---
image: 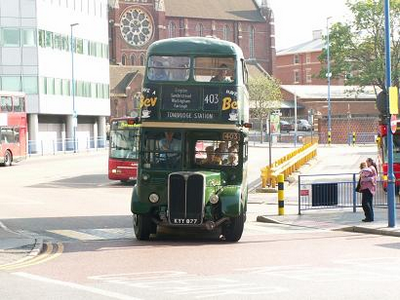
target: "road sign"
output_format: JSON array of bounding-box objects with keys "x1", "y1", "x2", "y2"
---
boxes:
[{"x1": 390, "y1": 114, "x2": 397, "y2": 134}]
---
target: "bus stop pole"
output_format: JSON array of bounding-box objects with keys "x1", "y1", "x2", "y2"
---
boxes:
[{"x1": 384, "y1": 0, "x2": 396, "y2": 227}]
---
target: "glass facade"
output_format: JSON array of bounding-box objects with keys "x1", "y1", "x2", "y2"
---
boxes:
[{"x1": 37, "y1": 28, "x2": 108, "y2": 59}]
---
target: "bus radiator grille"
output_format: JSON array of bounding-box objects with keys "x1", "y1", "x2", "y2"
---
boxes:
[{"x1": 168, "y1": 173, "x2": 204, "y2": 225}]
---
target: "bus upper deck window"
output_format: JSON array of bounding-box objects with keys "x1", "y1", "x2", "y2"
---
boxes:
[
  {"x1": 194, "y1": 57, "x2": 235, "y2": 83},
  {"x1": 147, "y1": 56, "x2": 190, "y2": 81}
]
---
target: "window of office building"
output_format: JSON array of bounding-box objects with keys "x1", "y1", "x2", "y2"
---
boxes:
[
  {"x1": 2, "y1": 28, "x2": 20, "y2": 47},
  {"x1": 22, "y1": 29, "x2": 36, "y2": 46},
  {"x1": 2, "y1": 76, "x2": 21, "y2": 91},
  {"x1": 294, "y1": 70, "x2": 300, "y2": 83},
  {"x1": 196, "y1": 23, "x2": 204, "y2": 37},
  {"x1": 294, "y1": 54, "x2": 300, "y2": 64},
  {"x1": 306, "y1": 69, "x2": 312, "y2": 83},
  {"x1": 55, "y1": 78, "x2": 62, "y2": 95},
  {"x1": 168, "y1": 21, "x2": 176, "y2": 38},
  {"x1": 47, "y1": 78, "x2": 55, "y2": 95},
  {"x1": 54, "y1": 33, "x2": 62, "y2": 50},
  {"x1": 62, "y1": 79, "x2": 70, "y2": 96},
  {"x1": 22, "y1": 76, "x2": 38, "y2": 94},
  {"x1": 249, "y1": 26, "x2": 255, "y2": 58},
  {"x1": 223, "y1": 25, "x2": 230, "y2": 41},
  {"x1": 306, "y1": 53, "x2": 311, "y2": 64},
  {"x1": 83, "y1": 39, "x2": 89, "y2": 55},
  {"x1": 38, "y1": 29, "x2": 45, "y2": 47},
  {"x1": 62, "y1": 35, "x2": 69, "y2": 51},
  {"x1": 45, "y1": 31, "x2": 53, "y2": 48},
  {"x1": 76, "y1": 38, "x2": 83, "y2": 54}
]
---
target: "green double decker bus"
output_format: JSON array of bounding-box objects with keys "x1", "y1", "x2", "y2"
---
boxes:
[{"x1": 131, "y1": 37, "x2": 250, "y2": 241}]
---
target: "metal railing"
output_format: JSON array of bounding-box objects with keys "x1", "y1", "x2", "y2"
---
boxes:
[
  {"x1": 298, "y1": 173, "x2": 400, "y2": 214},
  {"x1": 28, "y1": 137, "x2": 108, "y2": 156}
]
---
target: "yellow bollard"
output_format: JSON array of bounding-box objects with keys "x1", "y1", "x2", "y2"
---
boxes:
[
  {"x1": 327, "y1": 131, "x2": 331, "y2": 146},
  {"x1": 278, "y1": 174, "x2": 284, "y2": 215}
]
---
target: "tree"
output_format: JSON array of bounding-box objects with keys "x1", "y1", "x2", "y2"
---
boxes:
[
  {"x1": 319, "y1": 0, "x2": 400, "y2": 91},
  {"x1": 249, "y1": 75, "x2": 282, "y2": 119},
  {"x1": 248, "y1": 75, "x2": 282, "y2": 141}
]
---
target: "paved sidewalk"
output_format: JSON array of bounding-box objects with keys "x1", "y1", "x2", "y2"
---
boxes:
[
  {"x1": 251, "y1": 190, "x2": 400, "y2": 237},
  {"x1": 0, "y1": 221, "x2": 43, "y2": 267}
]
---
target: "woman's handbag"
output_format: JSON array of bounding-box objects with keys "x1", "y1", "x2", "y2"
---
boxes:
[{"x1": 355, "y1": 179, "x2": 361, "y2": 193}]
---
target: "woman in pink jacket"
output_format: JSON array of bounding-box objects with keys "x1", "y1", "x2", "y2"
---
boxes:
[{"x1": 359, "y1": 161, "x2": 376, "y2": 222}]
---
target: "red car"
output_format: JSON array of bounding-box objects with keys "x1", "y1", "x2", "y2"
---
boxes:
[{"x1": 280, "y1": 120, "x2": 293, "y2": 132}]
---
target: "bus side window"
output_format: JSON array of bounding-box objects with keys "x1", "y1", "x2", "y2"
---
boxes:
[{"x1": 242, "y1": 60, "x2": 249, "y2": 86}]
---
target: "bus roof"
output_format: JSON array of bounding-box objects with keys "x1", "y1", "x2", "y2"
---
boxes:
[{"x1": 147, "y1": 37, "x2": 244, "y2": 58}]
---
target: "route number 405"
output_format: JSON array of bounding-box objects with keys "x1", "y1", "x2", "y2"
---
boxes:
[{"x1": 204, "y1": 94, "x2": 219, "y2": 104}]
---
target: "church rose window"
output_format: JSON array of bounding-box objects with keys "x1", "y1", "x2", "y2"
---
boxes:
[{"x1": 120, "y1": 8, "x2": 153, "y2": 47}]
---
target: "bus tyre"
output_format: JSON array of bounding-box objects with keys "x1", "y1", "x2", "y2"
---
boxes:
[
  {"x1": 3, "y1": 150, "x2": 12, "y2": 167},
  {"x1": 222, "y1": 211, "x2": 245, "y2": 242},
  {"x1": 133, "y1": 214, "x2": 152, "y2": 240}
]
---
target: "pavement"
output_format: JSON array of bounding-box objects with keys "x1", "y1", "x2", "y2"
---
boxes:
[
  {"x1": 250, "y1": 183, "x2": 400, "y2": 237},
  {"x1": 0, "y1": 221, "x2": 42, "y2": 267}
]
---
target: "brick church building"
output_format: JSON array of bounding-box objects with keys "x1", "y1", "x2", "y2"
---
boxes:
[{"x1": 108, "y1": 0, "x2": 276, "y2": 118}]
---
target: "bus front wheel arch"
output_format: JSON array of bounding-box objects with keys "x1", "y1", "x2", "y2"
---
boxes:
[
  {"x1": 133, "y1": 214, "x2": 152, "y2": 240},
  {"x1": 3, "y1": 150, "x2": 12, "y2": 167}
]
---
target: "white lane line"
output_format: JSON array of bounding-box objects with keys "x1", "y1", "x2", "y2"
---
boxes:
[
  {"x1": 13, "y1": 272, "x2": 142, "y2": 300},
  {"x1": 47, "y1": 230, "x2": 105, "y2": 241}
]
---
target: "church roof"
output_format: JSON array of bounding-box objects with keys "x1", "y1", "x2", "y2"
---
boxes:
[
  {"x1": 110, "y1": 65, "x2": 145, "y2": 96},
  {"x1": 165, "y1": 0, "x2": 266, "y2": 22}
]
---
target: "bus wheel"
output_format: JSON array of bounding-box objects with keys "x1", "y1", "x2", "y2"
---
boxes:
[
  {"x1": 133, "y1": 214, "x2": 152, "y2": 240},
  {"x1": 222, "y1": 211, "x2": 245, "y2": 242},
  {"x1": 3, "y1": 150, "x2": 12, "y2": 167}
]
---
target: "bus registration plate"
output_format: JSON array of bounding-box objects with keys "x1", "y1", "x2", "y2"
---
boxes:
[{"x1": 172, "y1": 218, "x2": 199, "y2": 224}]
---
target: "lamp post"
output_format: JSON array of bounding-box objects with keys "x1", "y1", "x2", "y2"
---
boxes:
[
  {"x1": 70, "y1": 22, "x2": 79, "y2": 153},
  {"x1": 326, "y1": 16, "x2": 332, "y2": 146},
  {"x1": 383, "y1": 0, "x2": 396, "y2": 227}
]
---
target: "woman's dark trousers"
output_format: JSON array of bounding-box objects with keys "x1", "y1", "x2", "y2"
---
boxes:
[{"x1": 361, "y1": 189, "x2": 374, "y2": 221}]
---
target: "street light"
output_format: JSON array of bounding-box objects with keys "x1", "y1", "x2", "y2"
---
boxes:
[
  {"x1": 326, "y1": 16, "x2": 332, "y2": 145},
  {"x1": 70, "y1": 22, "x2": 79, "y2": 153}
]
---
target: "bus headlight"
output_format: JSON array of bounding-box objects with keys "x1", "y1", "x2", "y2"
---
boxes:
[
  {"x1": 149, "y1": 193, "x2": 159, "y2": 204},
  {"x1": 142, "y1": 173, "x2": 150, "y2": 181},
  {"x1": 209, "y1": 194, "x2": 219, "y2": 204}
]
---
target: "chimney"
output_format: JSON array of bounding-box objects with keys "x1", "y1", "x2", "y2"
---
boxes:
[{"x1": 312, "y1": 30, "x2": 322, "y2": 40}]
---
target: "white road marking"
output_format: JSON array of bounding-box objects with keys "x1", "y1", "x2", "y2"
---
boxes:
[
  {"x1": 48, "y1": 230, "x2": 104, "y2": 241},
  {"x1": 13, "y1": 272, "x2": 142, "y2": 300},
  {"x1": 89, "y1": 271, "x2": 287, "y2": 297}
]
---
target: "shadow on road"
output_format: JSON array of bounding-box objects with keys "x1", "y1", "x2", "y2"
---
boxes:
[{"x1": 28, "y1": 174, "x2": 136, "y2": 189}]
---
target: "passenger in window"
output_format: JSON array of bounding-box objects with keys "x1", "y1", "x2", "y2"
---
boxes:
[
  {"x1": 210, "y1": 64, "x2": 232, "y2": 82},
  {"x1": 226, "y1": 153, "x2": 238, "y2": 166},
  {"x1": 224, "y1": 144, "x2": 238, "y2": 165},
  {"x1": 216, "y1": 142, "x2": 228, "y2": 163},
  {"x1": 213, "y1": 148, "x2": 223, "y2": 165},
  {"x1": 172, "y1": 64, "x2": 188, "y2": 81},
  {"x1": 151, "y1": 61, "x2": 168, "y2": 81},
  {"x1": 201, "y1": 146, "x2": 216, "y2": 165},
  {"x1": 158, "y1": 132, "x2": 181, "y2": 163}
]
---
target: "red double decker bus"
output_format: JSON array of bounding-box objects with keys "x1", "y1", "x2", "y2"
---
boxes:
[
  {"x1": 0, "y1": 91, "x2": 27, "y2": 166},
  {"x1": 377, "y1": 121, "x2": 400, "y2": 192},
  {"x1": 108, "y1": 117, "x2": 140, "y2": 182}
]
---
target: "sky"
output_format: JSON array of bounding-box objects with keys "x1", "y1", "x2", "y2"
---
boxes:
[{"x1": 265, "y1": 0, "x2": 351, "y2": 50}]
